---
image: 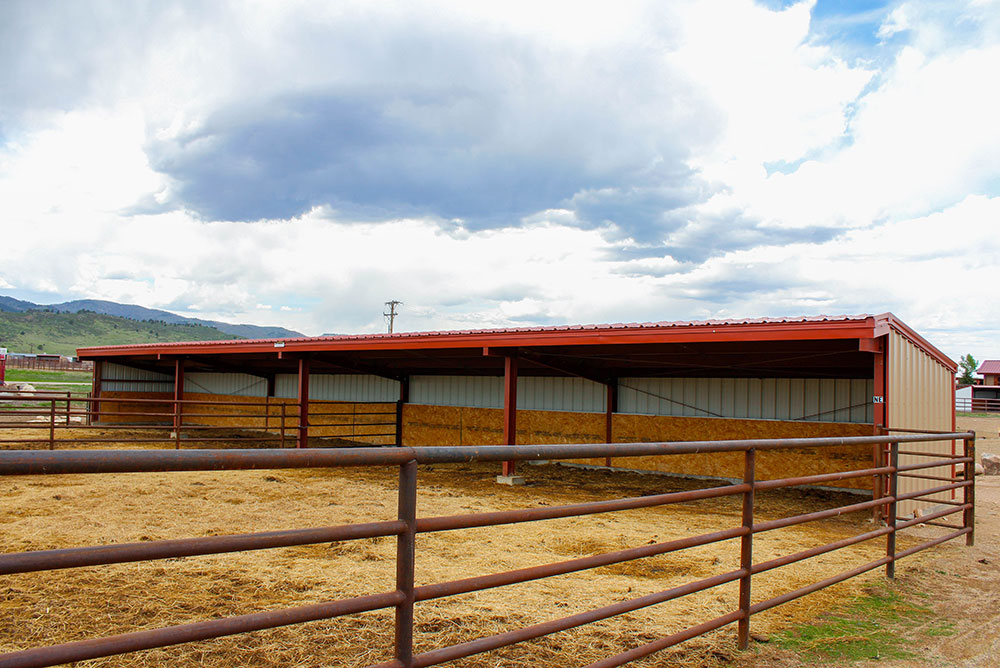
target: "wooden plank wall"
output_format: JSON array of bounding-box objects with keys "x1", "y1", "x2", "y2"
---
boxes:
[{"x1": 402, "y1": 404, "x2": 873, "y2": 490}]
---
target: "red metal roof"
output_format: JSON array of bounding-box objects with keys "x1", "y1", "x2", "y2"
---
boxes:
[
  {"x1": 75, "y1": 312, "x2": 955, "y2": 372},
  {"x1": 978, "y1": 360, "x2": 1000, "y2": 374},
  {"x1": 79, "y1": 314, "x2": 874, "y2": 354}
]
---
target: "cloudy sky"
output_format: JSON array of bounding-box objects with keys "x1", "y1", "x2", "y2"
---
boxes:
[{"x1": 1, "y1": 0, "x2": 998, "y2": 360}]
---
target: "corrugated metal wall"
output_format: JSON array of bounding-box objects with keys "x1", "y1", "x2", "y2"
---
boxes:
[
  {"x1": 410, "y1": 375, "x2": 503, "y2": 409},
  {"x1": 521, "y1": 376, "x2": 606, "y2": 412},
  {"x1": 101, "y1": 362, "x2": 173, "y2": 393},
  {"x1": 407, "y1": 375, "x2": 871, "y2": 422},
  {"x1": 409, "y1": 375, "x2": 606, "y2": 413},
  {"x1": 184, "y1": 373, "x2": 267, "y2": 397},
  {"x1": 274, "y1": 373, "x2": 399, "y2": 402},
  {"x1": 619, "y1": 377, "x2": 873, "y2": 424},
  {"x1": 887, "y1": 329, "x2": 956, "y2": 516}
]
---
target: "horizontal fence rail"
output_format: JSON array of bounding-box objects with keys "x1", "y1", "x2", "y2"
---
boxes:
[
  {"x1": 2, "y1": 357, "x2": 93, "y2": 372},
  {"x1": 0, "y1": 394, "x2": 397, "y2": 449},
  {"x1": 0, "y1": 432, "x2": 976, "y2": 668},
  {"x1": 955, "y1": 396, "x2": 1000, "y2": 413}
]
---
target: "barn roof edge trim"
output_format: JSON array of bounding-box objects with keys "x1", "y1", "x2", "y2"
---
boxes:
[{"x1": 75, "y1": 312, "x2": 956, "y2": 372}]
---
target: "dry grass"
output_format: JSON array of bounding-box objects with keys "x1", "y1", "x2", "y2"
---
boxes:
[{"x1": 0, "y1": 430, "x2": 922, "y2": 667}]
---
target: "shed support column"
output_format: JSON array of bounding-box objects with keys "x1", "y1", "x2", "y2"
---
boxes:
[
  {"x1": 173, "y1": 359, "x2": 185, "y2": 448},
  {"x1": 497, "y1": 355, "x2": 523, "y2": 484},
  {"x1": 90, "y1": 360, "x2": 103, "y2": 425},
  {"x1": 872, "y1": 337, "x2": 887, "y2": 521},
  {"x1": 297, "y1": 356, "x2": 310, "y2": 449},
  {"x1": 396, "y1": 377, "x2": 409, "y2": 447},
  {"x1": 604, "y1": 381, "x2": 617, "y2": 467}
]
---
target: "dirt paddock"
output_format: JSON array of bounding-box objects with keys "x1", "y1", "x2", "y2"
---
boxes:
[{"x1": 0, "y1": 429, "x2": 948, "y2": 668}]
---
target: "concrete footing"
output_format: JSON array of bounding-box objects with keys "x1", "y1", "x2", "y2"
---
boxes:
[{"x1": 496, "y1": 475, "x2": 526, "y2": 486}]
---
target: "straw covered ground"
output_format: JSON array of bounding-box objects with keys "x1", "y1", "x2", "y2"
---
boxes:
[{"x1": 0, "y1": 428, "x2": 924, "y2": 668}]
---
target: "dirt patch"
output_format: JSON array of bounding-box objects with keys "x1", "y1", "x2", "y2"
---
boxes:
[
  {"x1": 729, "y1": 415, "x2": 997, "y2": 668},
  {"x1": 957, "y1": 414, "x2": 1000, "y2": 458}
]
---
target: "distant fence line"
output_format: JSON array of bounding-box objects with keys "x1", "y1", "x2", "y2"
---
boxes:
[
  {"x1": 955, "y1": 397, "x2": 1000, "y2": 414},
  {"x1": 4, "y1": 357, "x2": 94, "y2": 372}
]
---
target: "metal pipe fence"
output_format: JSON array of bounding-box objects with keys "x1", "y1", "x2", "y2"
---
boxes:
[
  {"x1": 0, "y1": 394, "x2": 397, "y2": 449},
  {"x1": 956, "y1": 396, "x2": 1000, "y2": 413},
  {"x1": 3, "y1": 357, "x2": 93, "y2": 372},
  {"x1": 0, "y1": 431, "x2": 976, "y2": 668}
]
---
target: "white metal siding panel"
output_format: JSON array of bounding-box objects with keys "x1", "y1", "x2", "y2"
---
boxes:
[
  {"x1": 410, "y1": 375, "x2": 503, "y2": 408},
  {"x1": 184, "y1": 373, "x2": 267, "y2": 397},
  {"x1": 706, "y1": 378, "x2": 723, "y2": 417},
  {"x1": 102, "y1": 362, "x2": 172, "y2": 393},
  {"x1": 760, "y1": 379, "x2": 776, "y2": 420},
  {"x1": 275, "y1": 373, "x2": 400, "y2": 401},
  {"x1": 274, "y1": 374, "x2": 297, "y2": 399},
  {"x1": 309, "y1": 374, "x2": 399, "y2": 402},
  {"x1": 518, "y1": 377, "x2": 605, "y2": 413},
  {"x1": 618, "y1": 376, "x2": 872, "y2": 424},
  {"x1": 788, "y1": 379, "x2": 805, "y2": 421},
  {"x1": 774, "y1": 380, "x2": 790, "y2": 420}
]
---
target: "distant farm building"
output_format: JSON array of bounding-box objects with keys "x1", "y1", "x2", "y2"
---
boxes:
[
  {"x1": 78, "y1": 313, "x2": 957, "y2": 516},
  {"x1": 966, "y1": 360, "x2": 1000, "y2": 412}
]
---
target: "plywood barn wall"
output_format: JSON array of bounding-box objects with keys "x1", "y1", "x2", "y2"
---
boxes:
[{"x1": 98, "y1": 391, "x2": 873, "y2": 489}]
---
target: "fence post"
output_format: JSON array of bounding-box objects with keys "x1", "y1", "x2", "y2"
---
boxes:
[
  {"x1": 737, "y1": 447, "x2": 755, "y2": 650},
  {"x1": 395, "y1": 459, "x2": 418, "y2": 667},
  {"x1": 174, "y1": 399, "x2": 182, "y2": 450},
  {"x1": 49, "y1": 399, "x2": 56, "y2": 450},
  {"x1": 279, "y1": 403, "x2": 286, "y2": 449},
  {"x1": 65, "y1": 391, "x2": 71, "y2": 425},
  {"x1": 885, "y1": 441, "x2": 898, "y2": 579},
  {"x1": 965, "y1": 433, "x2": 976, "y2": 546}
]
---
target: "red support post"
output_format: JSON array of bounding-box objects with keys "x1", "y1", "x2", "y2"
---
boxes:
[
  {"x1": 265, "y1": 375, "x2": 276, "y2": 433},
  {"x1": 279, "y1": 403, "x2": 286, "y2": 449},
  {"x1": 872, "y1": 337, "x2": 886, "y2": 521},
  {"x1": 173, "y1": 359, "x2": 185, "y2": 450},
  {"x1": 885, "y1": 441, "x2": 898, "y2": 579},
  {"x1": 396, "y1": 377, "x2": 409, "y2": 447},
  {"x1": 90, "y1": 360, "x2": 102, "y2": 425},
  {"x1": 737, "y1": 448, "x2": 755, "y2": 650},
  {"x1": 49, "y1": 400, "x2": 56, "y2": 450},
  {"x1": 604, "y1": 382, "x2": 617, "y2": 467},
  {"x1": 502, "y1": 355, "x2": 518, "y2": 476},
  {"x1": 394, "y1": 459, "x2": 418, "y2": 666},
  {"x1": 965, "y1": 434, "x2": 976, "y2": 546},
  {"x1": 297, "y1": 356, "x2": 310, "y2": 448}
]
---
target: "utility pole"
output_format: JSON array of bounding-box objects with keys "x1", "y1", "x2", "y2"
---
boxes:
[{"x1": 384, "y1": 300, "x2": 402, "y2": 334}]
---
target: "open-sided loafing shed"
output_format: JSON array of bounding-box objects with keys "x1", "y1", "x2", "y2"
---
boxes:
[{"x1": 78, "y1": 312, "x2": 957, "y2": 516}]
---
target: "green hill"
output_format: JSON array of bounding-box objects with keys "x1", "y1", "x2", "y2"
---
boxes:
[{"x1": 0, "y1": 310, "x2": 243, "y2": 356}]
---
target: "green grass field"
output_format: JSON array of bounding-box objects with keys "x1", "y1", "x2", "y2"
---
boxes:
[
  {"x1": 4, "y1": 369, "x2": 93, "y2": 384},
  {"x1": 0, "y1": 310, "x2": 241, "y2": 357}
]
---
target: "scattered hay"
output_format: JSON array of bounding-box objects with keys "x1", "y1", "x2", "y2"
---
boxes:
[{"x1": 0, "y1": 432, "x2": 927, "y2": 667}]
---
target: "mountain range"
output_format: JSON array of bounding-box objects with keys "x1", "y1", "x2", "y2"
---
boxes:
[{"x1": 0, "y1": 296, "x2": 304, "y2": 339}]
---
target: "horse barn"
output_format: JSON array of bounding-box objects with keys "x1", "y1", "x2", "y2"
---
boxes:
[{"x1": 75, "y1": 312, "x2": 958, "y2": 516}]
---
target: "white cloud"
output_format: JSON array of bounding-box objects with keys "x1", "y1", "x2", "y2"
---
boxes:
[{"x1": 0, "y1": 0, "x2": 998, "y2": 361}]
